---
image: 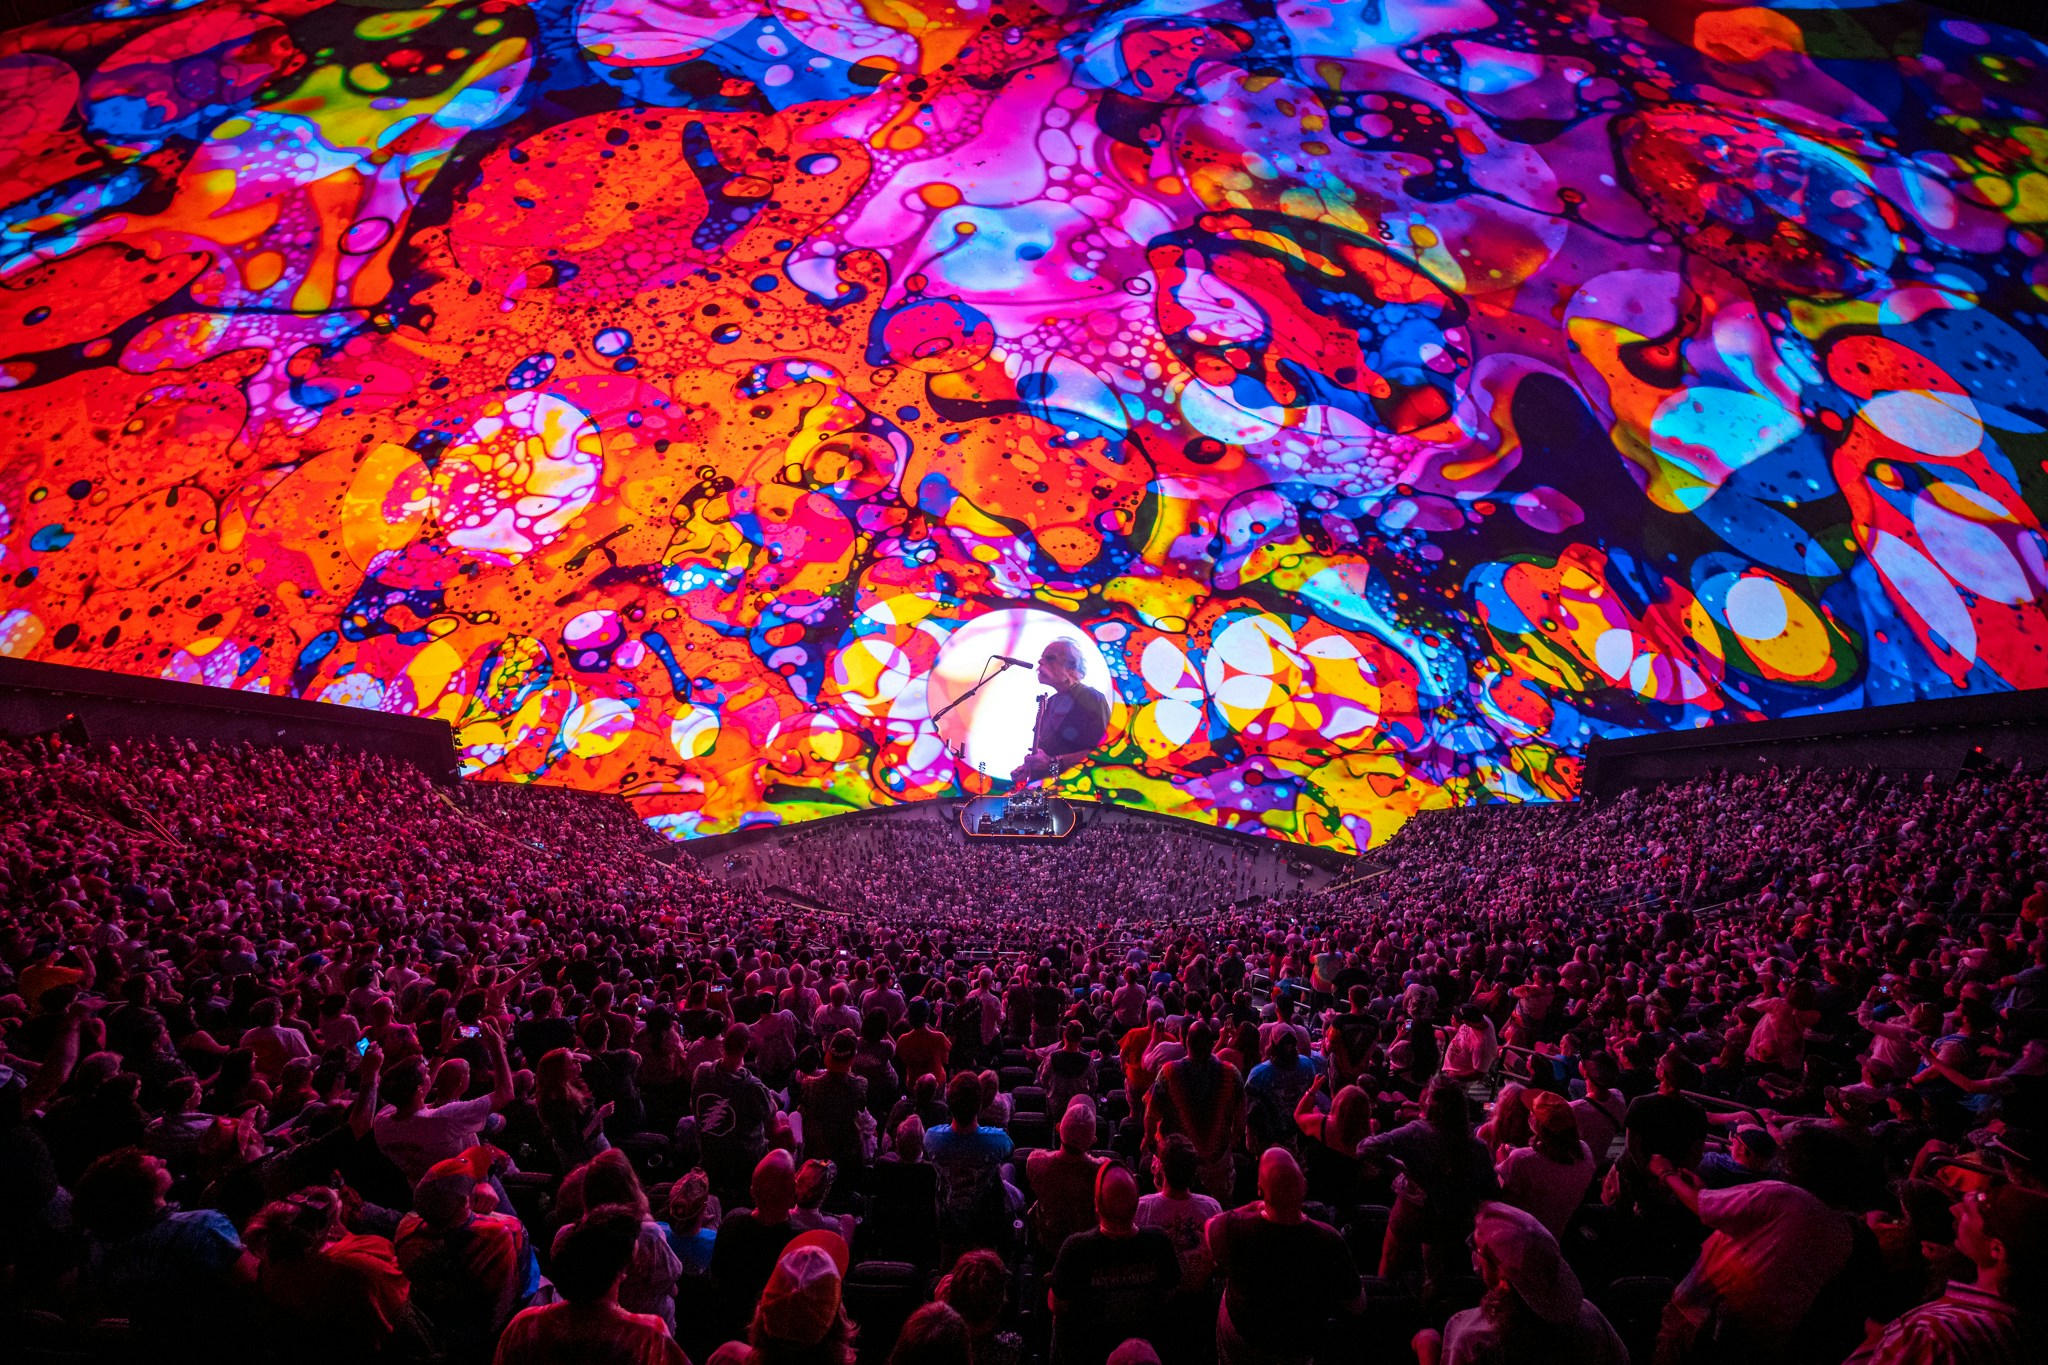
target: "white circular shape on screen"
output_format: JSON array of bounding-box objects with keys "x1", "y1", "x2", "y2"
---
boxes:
[
  {"x1": 1723, "y1": 575, "x2": 1789, "y2": 640},
  {"x1": 1860, "y1": 389, "x2": 1982, "y2": 457},
  {"x1": 926, "y1": 608, "x2": 1111, "y2": 778}
]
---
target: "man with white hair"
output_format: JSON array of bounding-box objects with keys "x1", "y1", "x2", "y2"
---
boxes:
[{"x1": 1012, "y1": 639, "x2": 1110, "y2": 784}]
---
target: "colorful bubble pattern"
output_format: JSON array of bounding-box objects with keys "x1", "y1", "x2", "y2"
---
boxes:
[{"x1": 2, "y1": 0, "x2": 2047, "y2": 850}]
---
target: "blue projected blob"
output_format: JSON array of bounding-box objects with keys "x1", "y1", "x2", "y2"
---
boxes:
[
  {"x1": 507, "y1": 352, "x2": 557, "y2": 390},
  {"x1": 577, "y1": 2, "x2": 904, "y2": 111}
]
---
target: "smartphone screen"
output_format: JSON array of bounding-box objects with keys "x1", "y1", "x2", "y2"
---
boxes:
[{"x1": 354, "y1": 1037, "x2": 371, "y2": 1057}]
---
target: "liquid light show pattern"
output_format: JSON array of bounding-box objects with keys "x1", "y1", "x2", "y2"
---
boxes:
[{"x1": 1, "y1": 0, "x2": 2046, "y2": 849}]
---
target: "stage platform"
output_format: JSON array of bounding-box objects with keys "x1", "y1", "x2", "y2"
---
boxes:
[{"x1": 958, "y1": 791, "x2": 1077, "y2": 840}]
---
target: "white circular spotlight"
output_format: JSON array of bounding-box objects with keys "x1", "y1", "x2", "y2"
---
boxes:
[{"x1": 926, "y1": 608, "x2": 1112, "y2": 779}]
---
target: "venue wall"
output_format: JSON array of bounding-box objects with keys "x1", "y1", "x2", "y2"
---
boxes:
[
  {"x1": 0, "y1": 654, "x2": 460, "y2": 778},
  {"x1": 1581, "y1": 685, "x2": 2048, "y2": 796}
]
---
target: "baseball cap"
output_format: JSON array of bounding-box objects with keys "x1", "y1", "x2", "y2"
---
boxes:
[
  {"x1": 758, "y1": 1239, "x2": 846, "y2": 1346},
  {"x1": 1528, "y1": 1090, "x2": 1578, "y2": 1138},
  {"x1": 1472, "y1": 1202, "x2": 1584, "y2": 1325},
  {"x1": 414, "y1": 1145, "x2": 501, "y2": 1225},
  {"x1": 1733, "y1": 1126, "x2": 1777, "y2": 1160}
]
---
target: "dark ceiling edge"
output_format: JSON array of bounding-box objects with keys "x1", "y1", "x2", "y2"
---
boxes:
[
  {"x1": 4, "y1": 0, "x2": 84, "y2": 32},
  {"x1": 2, "y1": 0, "x2": 2044, "y2": 41},
  {"x1": 1934, "y1": 0, "x2": 2047, "y2": 40}
]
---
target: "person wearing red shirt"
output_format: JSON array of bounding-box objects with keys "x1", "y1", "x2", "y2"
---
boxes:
[
  {"x1": 494, "y1": 1208, "x2": 688, "y2": 1365},
  {"x1": 396, "y1": 1148, "x2": 533, "y2": 1362},
  {"x1": 247, "y1": 1187, "x2": 430, "y2": 1362},
  {"x1": 896, "y1": 999, "x2": 952, "y2": 1088}
]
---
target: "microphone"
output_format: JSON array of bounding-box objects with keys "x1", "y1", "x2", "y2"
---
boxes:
[{"x1": 991, "y1": 655, "x2": 1035, "y2": 667}]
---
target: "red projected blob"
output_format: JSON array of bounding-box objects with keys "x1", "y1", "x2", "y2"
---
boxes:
[
  {"x1": 1615, "y1": 105, "x2": 1896, "y2": 298},
  {"x1": 878, "y1": 296, "x2": 996, "y2": 374}
]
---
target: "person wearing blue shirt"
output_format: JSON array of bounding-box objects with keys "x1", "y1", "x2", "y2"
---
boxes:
[
  {"x1": 1698, "y1": 1126, "x2": 1779, "y2": 1188},
  {"x1": 925, "y1": 1073, "x2": 1014, "y2": 1259},
  {"x1": 1245, "y1": 1030, "x2": 1320, "y2": 1154},
  {"x1": 660, "y1": 1169, "x2": 718, "y2": 1278},
  {"x1": 75, "y1": 1148, "x2": 253, "y2": 1348}
]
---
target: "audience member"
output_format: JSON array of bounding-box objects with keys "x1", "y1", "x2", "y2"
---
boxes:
[
  {"x1": 5, "y1": 734, "x2": 2047, "y2": 1365},
  {"x1": 1412, "y1": 1202, "x2": 1626, "y2": 1365},
  {"x1": 494, "y1": 1207, "x2": 688, "y2": 1365},
  {"x1": 1048, "y1": 1165, "x2": 1179, "y2": 1365}
]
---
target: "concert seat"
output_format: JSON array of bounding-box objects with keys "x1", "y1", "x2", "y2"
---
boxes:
[
  {"x1": 1600, "y1": 1275, "x2": 1676, "y2": 1365},
  {"x1": 617, "y1": 1131, "x2": 676, "y2": 1182},
  {"x1": 9, "y1": 1309, "x2": 91, "y2": 1365},
  {"x1": 1011, "y1": 1084, "x2": 1047, "y2": 1114},
  {"x1": 673, "y1": 1276, "x2": 725, "y2": 1364},
  {"x1": 1342, "y1": 1204, "x2": 1392, "y2": 1273},
  {"x1": 500, "y1": 1171, "x2": 557, "y2": 1231},
  {"x1": 1111, "y1": 1114, "x2": 1144, "y2": 1161},
  {"x1": 860, "y1": 1160, "x2": 939, "y2": 1269},
  {"x1": 1007, "y1": 1112, "x2": 1052, "y2": 1150},
  {"x1": 998, "y1": 1066, "x2": 1034, "y2": 1091},
  {"x1": 841, "y1": 1261, "x2": 927, "y2": 1364},
  {"x1": 1561, "y1": 1198, "x2": 1638, "y2": 1290},
  {"x1": 1351, "y1": 1279, "x2": 1422, "y2": 1365}
]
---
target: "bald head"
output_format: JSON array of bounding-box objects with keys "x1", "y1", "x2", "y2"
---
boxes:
[
  {"x1": 1258, "y1": 1148, "x2": 1305, "y2": 1223},
  {"x1": 752, "y1": 1148, "x2": 796, "y2": 1221}
]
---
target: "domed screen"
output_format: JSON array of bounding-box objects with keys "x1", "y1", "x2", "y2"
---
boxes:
[{"x1": 1, "y1": 0, "x2": 2045, "y2": 848}]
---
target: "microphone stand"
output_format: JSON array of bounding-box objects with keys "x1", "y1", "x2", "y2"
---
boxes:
[
  {"x1": 931, "y1": 659, "x2": 1018, "y2": 795},
  {"x1": 929, "y1": 658, "x2": 1016, "y2": 729}
]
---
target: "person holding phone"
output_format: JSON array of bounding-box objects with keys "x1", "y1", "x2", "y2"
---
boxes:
[{"x1": 371, "y1": 1017, "x2": 516, "y2": 1186}]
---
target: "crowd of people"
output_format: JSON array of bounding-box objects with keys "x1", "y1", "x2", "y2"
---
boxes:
[
  {"x1": 2, "y1": 729, "x2": 2045, "y2": 1365},
  {"x1": 715, "y1": 814, "x2": 1323, "y2": 927}
]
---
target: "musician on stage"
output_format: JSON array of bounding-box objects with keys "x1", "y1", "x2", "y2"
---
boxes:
[{"x1": 1011, "y1": 640, "x2": 1110, "y2": 785}]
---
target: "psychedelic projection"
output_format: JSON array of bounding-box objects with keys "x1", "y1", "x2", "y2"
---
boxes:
[{"x1": 2, "y1": 0, "x2": 2047, "y2": 850}]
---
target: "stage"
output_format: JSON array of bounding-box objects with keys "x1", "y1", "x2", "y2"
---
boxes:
[{"x1": 958, "y1": 791, "x2": 1078, "y2": 840}]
